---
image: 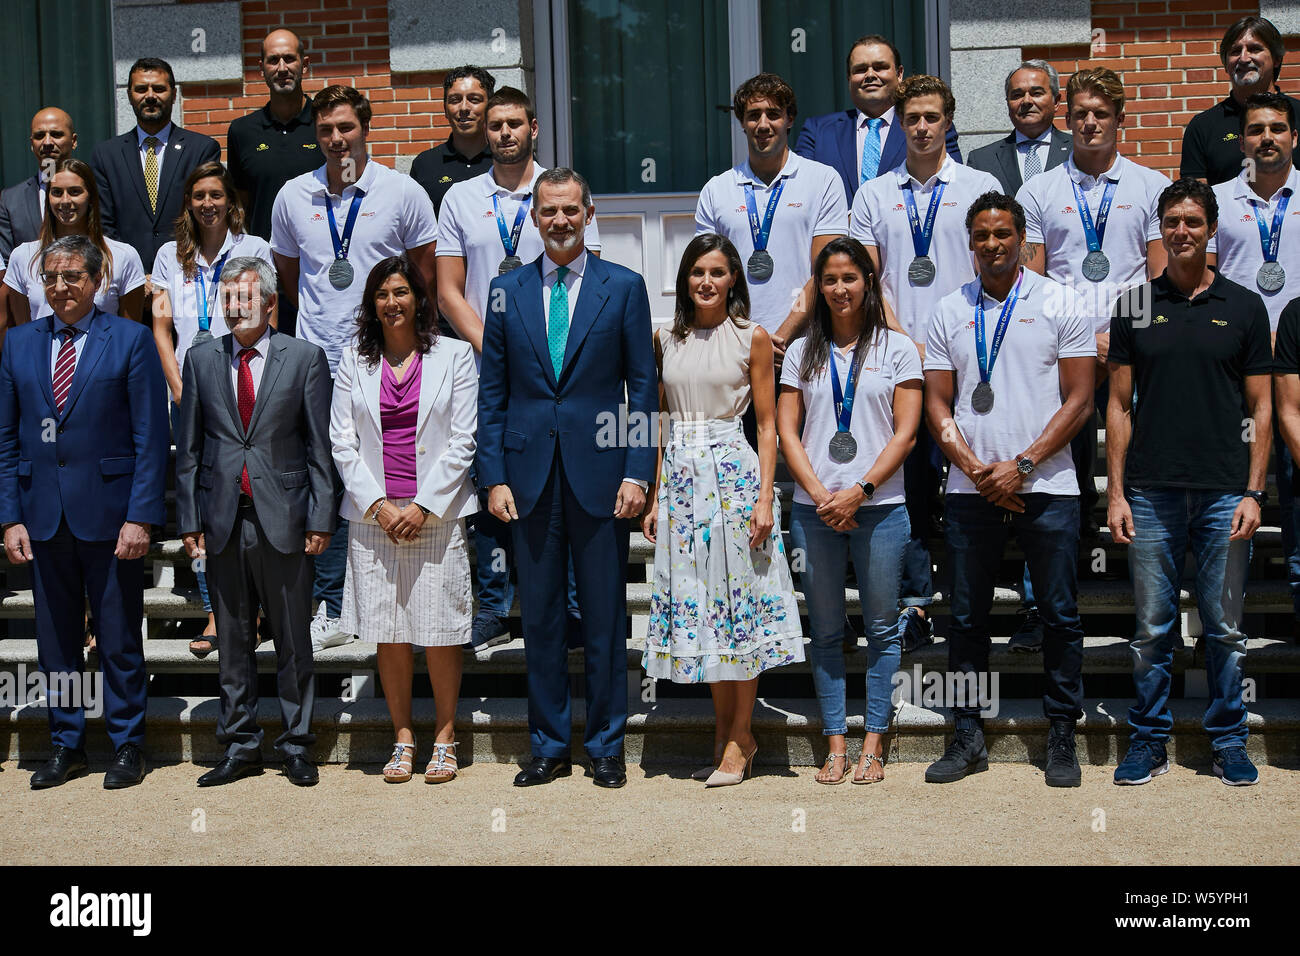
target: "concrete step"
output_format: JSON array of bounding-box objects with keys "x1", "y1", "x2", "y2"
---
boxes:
[
  {"x1": 3, "y1": 633, "x2": 1296, "y2": 677},
  {"x1": 0, "y1": 578, "x2": 1295, "y2": 621},
  {"x1": 3, "y1": 695, "x2": 1296, "y2": 767}
]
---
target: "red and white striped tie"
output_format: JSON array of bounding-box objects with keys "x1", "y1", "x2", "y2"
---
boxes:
[{"x1": 52, "y1": 328, "x2": 77, "y2": 414}]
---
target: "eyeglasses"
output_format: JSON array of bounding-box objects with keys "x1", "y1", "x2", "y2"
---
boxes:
[{"x1": 39, "y1": 270, "x2": 90, "y2": 286}]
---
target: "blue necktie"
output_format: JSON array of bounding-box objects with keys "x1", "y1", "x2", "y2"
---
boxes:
[
  {"x1": 548, "y1": 265, "x2": 569, "y2": 379},
  {"x1": 861, "y1": 117, "x2": 883, "y2": 183}
]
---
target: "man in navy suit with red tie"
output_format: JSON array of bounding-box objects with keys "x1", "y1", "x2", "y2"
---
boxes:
[
  {"x1": 0, "y1": 236, "x2": 169, "y2": 790},
  {"x1": 795, "y1": 35, "x2": 962, "y2": 206}
]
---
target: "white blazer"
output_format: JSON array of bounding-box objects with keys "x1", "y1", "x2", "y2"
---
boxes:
[{"x1": 330, "y1": 337, "x2": 479, "y2": 523}]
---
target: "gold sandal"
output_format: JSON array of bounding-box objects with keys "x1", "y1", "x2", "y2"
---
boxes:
[
  {"x1": 815, "y1": 752, "x2": 850, "y2": 785},
  {"x1": 383, "y1": 742, "x2": 416, "y2": 783},
  {"x1": 424, "y1": 742, "x2": 459, "y2": 784},
  {"x1": 853, "y1": 752, "x2": 885, "y2": 785}
]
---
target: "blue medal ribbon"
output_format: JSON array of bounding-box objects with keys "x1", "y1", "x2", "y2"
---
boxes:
[
  {"x1": 901, "y1": 179, "x2": 947, "y2": 258},
  {"x1": 1069, "y1": 172, "x2": 1117, "y2": 253},
  {"x1": 743, "y1": 178, "x2": 785, "y2": 252},
  {"x1": 326, "y1": 190, "x2": 365, "y2": 261},
  {"x1": 1254, "y1": 188, "x2": 1292, "y2": 264},
  {"x1": 493, "y1": 192, "x2": 531, "y2": 257},
  {"x1": 829, "y1": 346, "x2": 859, "y2": 433},
  {"x1": 194, "y1": 250, "x2": 231, "y2": 333},
  {"x1": 975, "y1": 270, "x2": 1025, "y2": 386}
]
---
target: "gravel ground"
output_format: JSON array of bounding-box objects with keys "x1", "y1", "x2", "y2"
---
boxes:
[{"x1": 2, "y1": 759, "x2": 1296, "y2": 865}]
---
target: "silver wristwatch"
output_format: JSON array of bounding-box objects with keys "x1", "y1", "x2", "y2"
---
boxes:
[{"x1": 1016, "y1": 456, "x2": 1035, "y2": 477}]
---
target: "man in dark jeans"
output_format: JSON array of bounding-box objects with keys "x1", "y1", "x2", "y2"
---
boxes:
[{"x1": 922, "y1": 192, "x2": 1097, "y2": 787}]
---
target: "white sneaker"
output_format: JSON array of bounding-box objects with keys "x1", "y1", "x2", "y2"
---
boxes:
[{"x1": 310, "y1": 613, "x2": 351, "y2": 652}]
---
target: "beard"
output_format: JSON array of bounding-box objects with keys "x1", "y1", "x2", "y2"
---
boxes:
[
  {"x1": 543, "y1": 229, "x2": 582, "y2": 257},
  {"x1": 491, "y1": 131, "x2": 533, "y2": 165}
]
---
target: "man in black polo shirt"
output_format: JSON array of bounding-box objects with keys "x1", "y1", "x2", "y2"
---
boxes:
[
  {"x1": 1107, "y1": 178, "x2": 1270, "y2": 788},
  {"x1": 227, "y1": 29, "x2": 321, "y2": 336},
  {"x1": 1180, "y1": 16, "x2": 1300, "y2": 185},
  {"x1": 410, "y1": 66, "x2": 496, "y2": 216}
]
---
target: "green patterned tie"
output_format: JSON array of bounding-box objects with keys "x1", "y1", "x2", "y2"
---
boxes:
[{"x1": 547, "y1": 265, "x2": 569, "y2": 379}]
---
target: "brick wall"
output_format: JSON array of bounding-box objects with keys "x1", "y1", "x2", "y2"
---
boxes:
[
  {"x1": 1025, "y1": 0, "x2": 1300, "y2": 178},
  {"x1": 176, "y1": 0, "x2": 450, "y2": 163}
]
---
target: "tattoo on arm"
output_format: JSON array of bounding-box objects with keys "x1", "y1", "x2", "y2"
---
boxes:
[{"x1": 1021, "y1": 243, "x2": 1043, "y2": 267}]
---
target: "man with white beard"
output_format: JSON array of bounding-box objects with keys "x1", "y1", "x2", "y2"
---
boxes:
[{"x1": 175, "y1": 256, "x2": 336, "y2": 787}]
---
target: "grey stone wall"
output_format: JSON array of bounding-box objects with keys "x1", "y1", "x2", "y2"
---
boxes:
[{"x1": 388, "y1": 0, "x2": 534, "y2": 98}]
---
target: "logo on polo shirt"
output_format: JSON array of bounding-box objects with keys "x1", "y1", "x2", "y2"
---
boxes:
[
  {"x1": 786, "y1": 201, "x2": 803, "y2": 208},
  {"x1": 894, "y1": 203, "x2": 905, "y2": 211},
  {"x1": 942, "y1": 201, "x2": 958, "y2": 207},
  {"x1": 361, "y1": 211, "x2": 376, "y2": 217},
  {"x1": 440, "y1": 176, "x2": 452, "y2": 184},
  {"x1": 1212, "y1": 319, "x2": 1227, "y2": 326},
  {"x1": 310, "y1": 212, "x2": 324, "y2": 221},
  {"x1": 1242, "y1": 214, "x2": 1255, "y2": 222},
  {"x1": 965, "y1": 320, "x2": 976, "y2": 329},
  {"x1": 1018, "y1": 316, "x2": 1035, "y2": 324},
  {"x1": 1154, "y1": 315, "x2": 1168, "y2": 324},
  {"x1": 1116, "y1": 203, "x2": 1132, "y2": 210},
  {"x1": 1061, "y1": 205, "x2": 1076, "y2": 214},
  {"x1": 483, "y1": 211, "x2": 496, "y2": 218},
  {"x1": 304, "y1": 143, "x2": 318, "y2": 149},
  {"x1": 863, "y1": 366, "x2": 881, "y2": 373},
  {"x1": 257, "y1": 143, "x2": 269, "y2": 151},
  {"x1": 735, "y1": 204, "x2": 747, "y2": 212},
  {"x1": 1224, "y1": 132, "x2": 1239, "y2": 142}
]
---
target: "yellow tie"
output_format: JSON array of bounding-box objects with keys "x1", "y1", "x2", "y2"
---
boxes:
[{"x1": 144, "y1": 136, "x2": 160, "y2": 214}]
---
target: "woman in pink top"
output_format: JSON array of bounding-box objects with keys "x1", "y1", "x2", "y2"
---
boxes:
[{"x1": 331, "y1": 255, "x2": 479, "y2": 784}]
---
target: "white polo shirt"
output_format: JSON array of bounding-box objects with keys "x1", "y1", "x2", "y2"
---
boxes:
[
  {"x1": 695, "y1": 150, "x2": 847, "y2": 334},
  {"x1": 4, "y1": 237, "x2": 145, "y2": 322},
  {"x1": 152, "y1": 230, "x2": 274, "y2": 376},
  {"x1": 1209, "y1": 166, "x2": 1300, "y2": 332},
  {"x1": 1016, "y1": 153, "x2": 1169, "y2": 330},
  {"x1": 923, "y1": 268, "x2": 1095, "y2": 496},
  {"x1": 435, "y1": 162, "x2": 601, "y2": 326},
  {"x1": 781, "y1": 328, "x2": 922, "y2": 506},
  {"x1": 850, "y1": 155, "x2": 1001, "y2": 343},
  {"x1": 270, "y1": 158, "x2": 439, "y2": 374}
]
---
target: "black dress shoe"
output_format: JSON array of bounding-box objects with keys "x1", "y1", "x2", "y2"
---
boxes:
[
  {"x1": 590, "y1": 756, "x2": 627, "y2": 789},
  {"x1": 513, "y1": 756, "x2": 572, "y2": 787},
  {"x1": 282, "y1": 754, "x2": 319, "y2": 786},
  {"x1": 197, "y1": 755, "x2": 264, "y2": 787},
  {"x1": 103, "y1": 743, "x2": 146, "y2": 790},
  {"x1": 30, "y1": 745, "x2": 89, "y2": 790}
]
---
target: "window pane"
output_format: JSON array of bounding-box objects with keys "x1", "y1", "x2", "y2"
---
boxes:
[
  {"x1": 760, "y1": 0, "x2": 928, "y2": 146},
  {"x1": 568, "y1": 0, "x2": 731, "y2": 193}
]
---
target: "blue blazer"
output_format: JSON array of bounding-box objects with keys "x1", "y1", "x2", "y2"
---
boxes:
[
  {"x1": 795, "y1": 109, "x2": 963, "y2": 206},
  {"x1": 477, "y1": 252, "x2": 658, "y2": 519},
  {"x1": 0, "y1": 310, "x2": 169, "y2": 541}
]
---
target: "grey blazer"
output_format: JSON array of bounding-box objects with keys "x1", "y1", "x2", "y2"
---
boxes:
[
  {"x1": 966, "y1": 127, "x2": 1072, "y2": 195},
  {"x1": 175, "y1": 328, "x2": 336, "y2": 554},
  {"x1": 0, "y1": 176, "x2": 42, "y2": 260}
]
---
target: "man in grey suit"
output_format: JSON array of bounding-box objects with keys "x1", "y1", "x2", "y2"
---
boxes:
[
  {"x1": 0, "y1": 108, "x2": 77, "y2": 260},
  {"x1": 966, "y1": 60, "x2": 1072, "y2": 195},
  {"x1": 175, "y1": 257, "x2": 335, "y2": 787}
]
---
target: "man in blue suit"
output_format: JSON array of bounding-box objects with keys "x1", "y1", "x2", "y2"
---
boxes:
[
  {"x1": 795, "y1": 35, "x2": 962, "y2": 206},
  {"x1": 478, "y1": 167, "x2": 657, "y2": 789},
  {"x1": 0, "y1": 236, "x2": 169, "y2": 790}
]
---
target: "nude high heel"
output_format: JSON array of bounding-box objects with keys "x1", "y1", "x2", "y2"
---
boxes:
[{"x1": 704, "y1": 743, "x2": 757, "y2": 788}]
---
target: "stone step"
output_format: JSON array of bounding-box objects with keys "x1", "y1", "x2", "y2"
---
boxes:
[
  {"x1": 3, "y1": 633, "x2": 1296, "y2": 676},
  {"x1": 3, "y1": 695, "x2": 1296, "y2": 767}
]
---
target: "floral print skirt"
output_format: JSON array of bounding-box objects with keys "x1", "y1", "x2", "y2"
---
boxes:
[{"x1": 642, "y1": 417, "x2": 805, "y2": 683}]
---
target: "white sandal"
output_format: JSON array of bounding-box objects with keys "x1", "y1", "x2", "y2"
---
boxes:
[
  {"x1": 383, "y1": 742, "x2": 416, "y2": 783},
  {"x1": 425, "y1": 742, "x2": 459, "y2": 784}
]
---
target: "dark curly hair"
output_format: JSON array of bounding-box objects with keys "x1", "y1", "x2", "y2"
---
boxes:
[{"x1": 354, "y1": 255, "x2": 437, "y2": 368}]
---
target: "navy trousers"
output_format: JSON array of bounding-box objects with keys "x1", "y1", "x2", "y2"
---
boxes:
[
  {"x1": 513, "y1": 457, "x2": 629, "y2": 758},
  {"x1": 31, "y1": 520, "x2": 147, "y2": 750}
]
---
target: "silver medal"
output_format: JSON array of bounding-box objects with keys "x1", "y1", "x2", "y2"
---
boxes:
[
  {"x1": 1082, "y1": 250, "x2": 1110, "y2": 282},
  {"x1": 191, "y1": 328, "x2": 214, "y2": 347},
  {"x1": 828, "y1": 431, "x2": 858, "y2": 463},
  {"x1": 747, "y1": 249, "x2": 774, "y2": 281},
  {"x1": 499, "y1": 255, "x2": 523, "y2": 275},
  {"x1": 908, "y1": 255, "x2": 936, "y2": 286},
  {"x1": 971, "y1": 381, "x2": 994, "y2": 414},
  {"x1": 1257, "y1": 260, "x2": 1286, "y2": 292},
  {"x1": 328, "y1": 258, "x2": 354, "y2": 290}
]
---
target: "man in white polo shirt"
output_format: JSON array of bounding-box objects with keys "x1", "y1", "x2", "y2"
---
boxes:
[
  {"x1": 1213, "y1": 91, "x2": 1300, "y2": 633},
  {"x1": 271, "y1": 84, "x2": 440, "y2": 649},
  {"x1": 851, "y1": 74, "x2": 1000, "y2": 650},
  {"x1": 1014, "y1": 66, "x2": 1168, "y2": 645},
  {"x1": 435, "y1": 86, "x2": 600, "y2": 651},
  {"x1": 923, "y1": 191, "x2": 1096, "y2": 788}
]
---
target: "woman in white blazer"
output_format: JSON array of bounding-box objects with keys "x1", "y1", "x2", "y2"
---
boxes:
[{"x1": 331, "y1": 255, "x2": 478, "y2": 784}]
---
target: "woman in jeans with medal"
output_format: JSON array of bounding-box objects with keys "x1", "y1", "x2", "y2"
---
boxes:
[
  {"x1": 642, "y1": 233, "x2": 804, "y2": 788},
  {"x1": 152, "y1": 161, "x2": 272, "y2": 656},
  {"x1": 778, "y1": 237, "x2": 922, "y2": 785}
]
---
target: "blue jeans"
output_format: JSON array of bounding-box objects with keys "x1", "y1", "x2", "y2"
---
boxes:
[
  {"x1": 1126, "y1": 488, "x2": 1249, "y2": 748},
  {"x1": 790, "y1": 502, "x2": 908, "y2": 734},
  {"x1": 946, "y1": 493, "x2": 1084, "y2": 721},
  {"x1": 1272, "y1": 421, "x2": 1300, "y2": 617},
  {"x1": 900, "y1": 430, "x2": 940, "y2": 607}
]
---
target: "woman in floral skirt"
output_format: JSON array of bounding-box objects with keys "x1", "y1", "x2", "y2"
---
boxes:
[{"x1": 642, "y1": 233, "x2": 804, "y2": 788}]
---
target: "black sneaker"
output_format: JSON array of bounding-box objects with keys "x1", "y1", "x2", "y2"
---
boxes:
[
  {"x1": 924, "y1": 720, "x2": 988, "y2": 783},
  {"x1": 469, "y1": 612, "x2": 510, "y2": 651},
  {"x1": 1044, "y1": 720, "x2": 1081, "y2": 787},
  {"x1": 899, "y1": 608, "x2": 934, "y2": 654},
  {"x1": 1008, "y1": 606, "x2": 1043, "y2": 653}
]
